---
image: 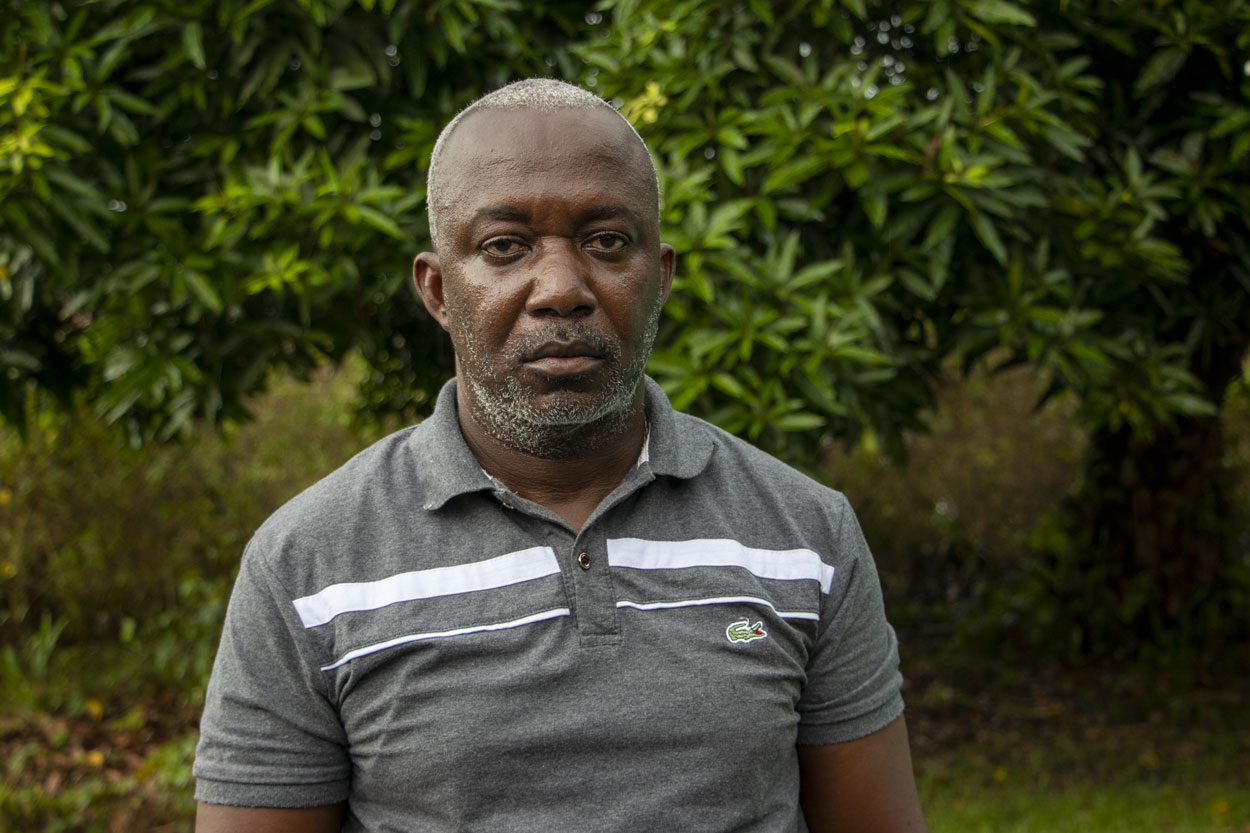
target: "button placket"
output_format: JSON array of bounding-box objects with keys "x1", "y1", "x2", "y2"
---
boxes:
[{"x1": 568, "y1": 530, "x2": 619, "y2": 642}]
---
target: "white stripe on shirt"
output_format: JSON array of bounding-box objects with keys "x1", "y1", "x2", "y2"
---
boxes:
[
  {"x1": 616, "y1": 595, "x2": 820, "y2": 620},
  {"x1": 292, "y1": 546, "x2": 560, "y2": 628},
  {"x1": 319, "y1": 607, "x2": 571, "y2": 670},
  {"x1": 606, "y1": 538, "x2": 834, "y2": 594}
]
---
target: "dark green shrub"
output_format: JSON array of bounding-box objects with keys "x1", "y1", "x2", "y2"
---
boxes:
[
  {"x1": 0, "y1": 363, "x2": 385, "y2": 701},
  {"x1": 833, "y1": 360, "x2": 1250, "y2": 666}
]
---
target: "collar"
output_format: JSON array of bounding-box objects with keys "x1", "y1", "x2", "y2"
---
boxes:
[
  {"x1": 410, "y1": 376, "x2": 716, "y2": 511},
  {"x1": 639, "y1": 376, "x2": 716, "y2": 479}
]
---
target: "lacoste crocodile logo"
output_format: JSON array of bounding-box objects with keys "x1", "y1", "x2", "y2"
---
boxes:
[{"x1": 726, "y1": 618, "x2": 767, "y2": 644}]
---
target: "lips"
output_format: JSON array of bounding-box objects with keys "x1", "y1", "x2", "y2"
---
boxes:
[
  {"x1": 525, "y1": 340, "x2": 603, "y2": 361},
  {"x1": 521, "y1": 339, "x2": 606, "y2": 377}
]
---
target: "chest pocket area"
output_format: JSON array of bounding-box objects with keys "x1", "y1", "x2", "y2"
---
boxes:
[
  {"x1": 294, "y1": 546, "x2": 571, "y2": 677},
  {"x1": 605, "y1": 536, "x2": 830, "y2": 682},
  {"x1": 606, "y1": 537, "x2": 830, "y2": 623}
]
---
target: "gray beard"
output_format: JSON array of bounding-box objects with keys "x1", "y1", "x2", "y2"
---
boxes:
[{"x1": 460, "y1": 304, "x2": 660, "y2": 459}]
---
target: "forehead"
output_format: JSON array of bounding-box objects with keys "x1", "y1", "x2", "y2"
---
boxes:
[{"x1": 436, "y1": 107, "x2": 656, "y2": 235}]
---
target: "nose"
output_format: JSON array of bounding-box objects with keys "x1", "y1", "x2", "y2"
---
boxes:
[{"x1": 524, "y1": 239, "x2": 596, "y2": 318}]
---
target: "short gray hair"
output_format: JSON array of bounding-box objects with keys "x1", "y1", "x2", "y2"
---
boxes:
[{"x1": 425, "y1": 78, "x2": 659, "y2": 249}]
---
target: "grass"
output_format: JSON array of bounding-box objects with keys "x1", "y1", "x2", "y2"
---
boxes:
[
  {"x1": 924, "y1": 783, "x2": 1247, "y2": 833},
  {"x1": 907, "y1": 649, "x2": 1250, "y2": 833}
]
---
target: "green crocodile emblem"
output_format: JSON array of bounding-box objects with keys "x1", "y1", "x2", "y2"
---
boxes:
[{"x1": 726, "y1": 618, "x2": 767, "y2": 644}]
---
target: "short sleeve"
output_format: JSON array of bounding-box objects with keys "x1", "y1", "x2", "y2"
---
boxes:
[
  {"x1": 795, "y1": 495, "x2": 904, "y2": 745},
  {"x1": 193, "y1": 539, "x2": 351, "y2": 807}
]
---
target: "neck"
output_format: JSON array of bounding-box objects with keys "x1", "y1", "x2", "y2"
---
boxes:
[{"x1": 456, "y1": 389, "x2": 648, "y2": 531}]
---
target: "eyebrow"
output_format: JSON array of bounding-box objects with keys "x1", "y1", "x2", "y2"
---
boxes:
[
  {"x1": 473, "y1": 205, "x2": 530, "y2": 223},
  {"x1": 470, "y1": 204, "x2": 638, "y2": 225},
  {"x1": 578, "y1": 204, "x2": 636, "y2": 223}
]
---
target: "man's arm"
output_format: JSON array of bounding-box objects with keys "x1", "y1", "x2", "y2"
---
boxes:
[
  {"x1": 798, "y1": 715, "x2": 928, "y2": 833},
  {"x1": 195, "y1": 802, "x2": 344, "y2": 833},
  {"x1": 193, "y1": 541, "x2": 352, "y2": 813}
]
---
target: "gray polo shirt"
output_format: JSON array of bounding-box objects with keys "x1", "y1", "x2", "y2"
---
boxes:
[{"x1": 193, "y1": 377, "x2": 904, "y2": 832}]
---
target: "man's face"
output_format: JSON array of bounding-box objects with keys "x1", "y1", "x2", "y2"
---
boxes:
[{"x1": 415, "y1": 107, "x2": 674, "y2": 453}]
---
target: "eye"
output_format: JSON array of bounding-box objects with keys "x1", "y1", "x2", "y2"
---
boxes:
[
  {"x1": 585, "y1": 233, "x2": 629, "y2": 253},
  {"x1": 481, "y1": 237, "x2": 527, "y2": 258}
]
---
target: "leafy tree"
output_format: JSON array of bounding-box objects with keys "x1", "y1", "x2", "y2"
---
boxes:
[
  {"x1": 4, "y1": 0, "x2": 1248, "y2": 655},
  {"x1": 0, "y1": 0, "x2": 586, "y2": 440},
  {"x1": 579, "y1": 0, "x2": 1250, "y2": 655}
]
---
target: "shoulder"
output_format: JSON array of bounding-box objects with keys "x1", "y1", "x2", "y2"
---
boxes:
[
  {"x1": 243, "y1": 424, "x2": 429, "y2": 593},
  {"x1": 675, "y1": 409, "x2": 853, "y2": 513},
  {"x1": 646, "y1": 377, "x2": 852, "y2": 519},
  {"x1": 652, "y1": 409, "x2": 865, "y2": 570},
  {"x1": 257, "y1": 426, "x2": 422, "y2": 540}
]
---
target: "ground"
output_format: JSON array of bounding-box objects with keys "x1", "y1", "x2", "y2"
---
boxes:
[{"x1": 906, "y1": 648, "x2": 1250, "y2": 833}]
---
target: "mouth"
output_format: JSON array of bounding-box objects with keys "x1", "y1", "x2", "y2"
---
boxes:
[{"x1": 522, "y1": 340, "x2": 605, "y2": 376}]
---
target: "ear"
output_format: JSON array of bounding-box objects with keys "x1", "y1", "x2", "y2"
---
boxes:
[
  {"x1": 413, "y1": 251, "x2": 450, "y2": 331},
  {"x1": 657, "y1": 243, "x2": 676, "y2": 305}
]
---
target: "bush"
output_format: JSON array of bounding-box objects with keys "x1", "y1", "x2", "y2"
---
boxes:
[
  {"x1": 0, "y1": 361, "x2": 387, "y2": 703},
  {"x1": 826, "y1": 360, "x2": 1085, "y2": 638},
  {"x1": 832, "y1": 358, "x2": 1250, "y2": 666}
]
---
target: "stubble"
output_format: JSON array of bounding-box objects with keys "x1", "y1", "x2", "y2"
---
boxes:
[{"x1": 454, "y1": 300, "x2": 661, "y2": 459}]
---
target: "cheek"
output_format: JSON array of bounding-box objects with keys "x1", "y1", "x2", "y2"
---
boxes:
[
  {"x1": 609, "y1": 277, "x2": 662, "y2": 328},
  {"x1": 443, "y1": 280, "x2": 518, "y2": 356},
  {"x1": 443, "y1": 276, "x2": 490, "y2": 326}
]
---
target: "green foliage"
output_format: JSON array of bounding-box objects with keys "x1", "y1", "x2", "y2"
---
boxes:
[
  {"x1": 0, "y1": 364, "x2": 386, "y2": 682},
  {"x1": 0, "y1": 368, "x2": 375, "y2": 833},
  {"x1": 910, "y1": 655, "x2": 1250, "y2": 833},
  {"x1": 574, "y1": 0, "x2": 1250, "y2": 655},
  {"x1": 826, "y1": 360, "x2": 1085, "y2": 639},
  {"x1": 833, "y1": 358, "x2": 1250, "y2": 664},
  {"x1": 5, "y1": 0, "x2": 1247, "y2": 457},
  {"x1": 581, "y1": 0, "x2": 1250, "y2": 463},
  {"x1": 5, "y1": 0, "x2": 1250, "y2": 657},
  {"x1": 0, "y1": 0, "x2": 588, "y2": 440}
]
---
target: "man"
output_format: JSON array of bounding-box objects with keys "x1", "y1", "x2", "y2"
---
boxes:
[{"x1": 193, "y1": 78, "x2": 928, "y2": 833}]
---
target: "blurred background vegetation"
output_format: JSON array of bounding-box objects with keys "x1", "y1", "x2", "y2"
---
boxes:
[{"x1": 2, "y1": 0, "x2": 1249, "y2": 829}]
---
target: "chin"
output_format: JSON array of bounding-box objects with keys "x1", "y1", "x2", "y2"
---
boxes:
[
  {"x1": 464, "y1": 358, "x2": 643, "y2": 431},
  {"x1": 525, "y1": 367, "x2": 606, "y2": 390},
  {"x1": 522, "y1": 390, "x2": 630, "y2": 426}
]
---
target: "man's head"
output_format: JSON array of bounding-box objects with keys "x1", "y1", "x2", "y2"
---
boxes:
[
  {"x1": 413, "y1": 79, "x2": 674, "y2": 458},
  {"x1": 425, "y1": 79, "x2": 661, "y2": 251}
]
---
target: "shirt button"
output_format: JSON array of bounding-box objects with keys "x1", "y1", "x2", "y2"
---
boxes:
[{"x1": 577, "y1": 551, "x2": 591, "y2": 570}]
